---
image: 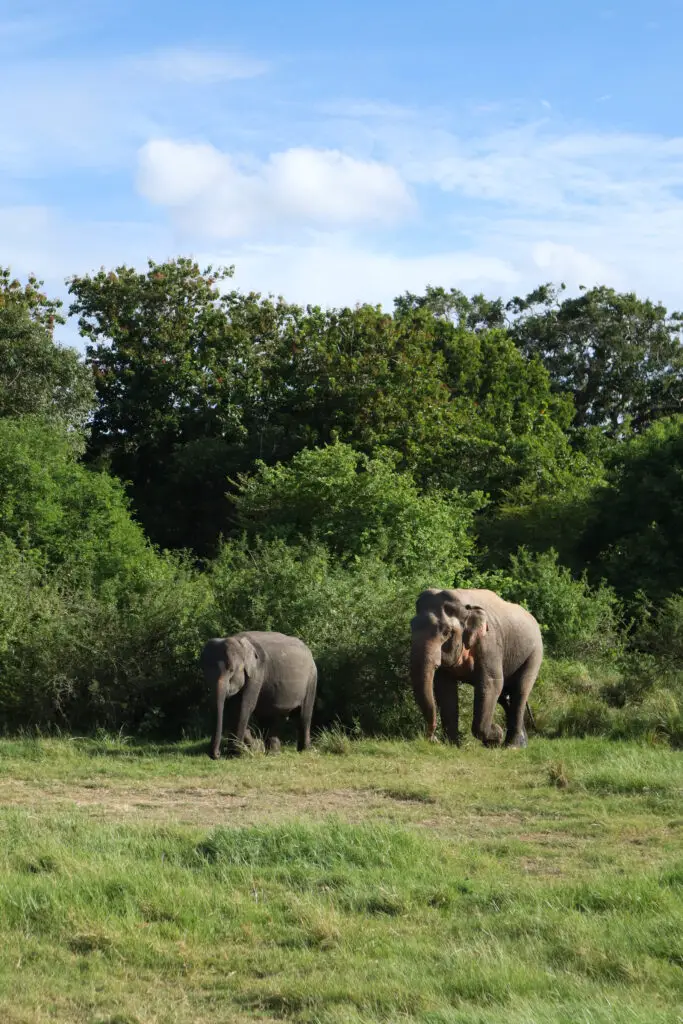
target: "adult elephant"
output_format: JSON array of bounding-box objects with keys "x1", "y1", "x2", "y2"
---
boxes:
[
  {"x1": 201, "y1": 631, "x2": 317, "y2": 759},
  {"x1": 410, "y1": 588, "x2": 543, "y2": 748}
]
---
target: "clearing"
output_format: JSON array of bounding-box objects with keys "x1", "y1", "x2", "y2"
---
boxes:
[{"x1": 0, "y1": 735, "x2": 681, "y2": 1023}]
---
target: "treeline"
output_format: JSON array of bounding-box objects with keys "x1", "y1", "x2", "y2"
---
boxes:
[{"x1": 1, "y1": 261, "x2": 682, "y2": 745}]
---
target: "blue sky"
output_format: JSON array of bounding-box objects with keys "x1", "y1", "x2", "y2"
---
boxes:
[{"x1": 2, "y1": 0, "x2": 683, "y2": 345}]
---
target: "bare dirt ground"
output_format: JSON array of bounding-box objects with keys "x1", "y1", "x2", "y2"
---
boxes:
[{"x1": 0, "y1": 776, "x2": 390, "y2": 826}]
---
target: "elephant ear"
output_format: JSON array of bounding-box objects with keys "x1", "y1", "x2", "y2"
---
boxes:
[
  {"x1": 237, "y1": 637, "x2": 259, "y2": 678},
  {"x1": 462, "y1": 606, "x2": 489, "y2": 649}
]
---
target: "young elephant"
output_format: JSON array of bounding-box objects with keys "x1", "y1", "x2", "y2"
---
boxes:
[
  {"x1": 410, "y1": 588, "x2": 543, "y2": 748},
  {"x1": 202, "y1": 631, "x2": 317, "y2": 759}
]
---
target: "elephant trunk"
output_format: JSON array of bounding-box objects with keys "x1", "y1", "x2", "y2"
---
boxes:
[
  {"x1": 410, "y1": 634, "x2": 443, "y2": 741},
  {"x1": 210, "y1": 673, "x2": 230, "y2": 760}
]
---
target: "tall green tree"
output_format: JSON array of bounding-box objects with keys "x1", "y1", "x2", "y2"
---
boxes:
[
  {"x1": 71, "y1": 260, "x2": 612, "y2": 557},
  {"x1": 69, "y1": 258, "x2": 296, "y2": 553},
  {"x1": 509, "y1": 284, "x2": 683, "y2": 435},
  {"x1": 394, "y1": 285, "x2": 507, "y2": 332},
  {"x1": 260, "y1": 303, "x2": 456, "y2": 468},
  {"x1": 580, "y1": 415, "x2": 683, "y2": 604},
  {"x1": 0, "y1": 268, "x2": 94, "y2": 431},
  {"x1": 263, "y1": 305, "x2": 580, "y2": 505}
]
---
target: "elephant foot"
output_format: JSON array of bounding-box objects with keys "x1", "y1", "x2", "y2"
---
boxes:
[
  {"x1": 505, "y1": 730, "x2": 528, "y2": 749},
  {"x1": 209, "y1": 748, "x2": 221, "y2": 760},
  {"x1": 478, "y1": 723, "x2": 504, "y2": 747},
  {"x1": 266, "y1": 737, "x2": 282, "y2": 754}
]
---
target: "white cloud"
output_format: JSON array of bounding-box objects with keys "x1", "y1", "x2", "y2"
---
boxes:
[
  {"x1": 530, "y1": 242, "x2": 615, "y2": 287},
  {"x1": 206, "y1": 238, "x2": 518, "y2": 309},
  {"x1": 137, "y1": 140, "x2": 414, "y2": 236}
]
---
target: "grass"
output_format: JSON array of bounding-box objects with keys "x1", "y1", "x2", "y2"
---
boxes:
[{"x1": 0, "y1": 735, "x2": 681, "y2": 1023}]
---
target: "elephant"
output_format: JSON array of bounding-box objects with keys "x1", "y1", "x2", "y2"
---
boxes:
[
  {"x1": 201, "y1": 631, "x2": 317, "y2": 759},
  {"x1": 410, "y1": 588, "x2": 543, "y2": 749}
]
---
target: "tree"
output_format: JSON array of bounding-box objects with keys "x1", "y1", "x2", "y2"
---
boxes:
[
  {"x1": 0, "y1": 415, "x2": 158, "y2": 594},
  {"x1": 580, "y1": 415, "x2": 683, "y2": 604},
  {"x1": 0, "y1": 268, "x2": 94, "y2": 431},
  {"x1": 509, "y1": 284, "x2": 683, "y2": 435},
  {"x1": 232, "y1": 441, "x2": 483, "y2": 581},
  {"x1": 262, "y1": 304, "x2": 579, "y2": 506},
  {"x1": 74, "y1": 261, "x2": 625, "y2": 558},
  {"x1": 68, "y1": 258, "x2": 294, "y2": 553},
  {"x1": 394, "y1": 285, "x2": 507, "y2": 332},
  {"x1": 423, "y1": 322, "x2": 579, "y2": 500},
  {"x1": 260, "y1": 303, "x2": 457, "y2": 469},
  {"x1": 0, "y1": 266, "x2": 64, "y2": 330}
]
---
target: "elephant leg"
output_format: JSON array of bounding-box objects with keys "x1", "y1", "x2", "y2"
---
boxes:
[
  {"x1": 227, "y1": 687, "x2": 260, "y2": 757},
  {"x1": 222, "y1": 698, "x2": 243, "y2": 741},
  {"x1": 297, "y1": 673, "x2": 316, "y2": 752},
  {"x1": 434, "y1": 669, "x2": 460, "y2": 744},
  {"x1": 472, "y1": 670, "x2": 505, "y2": 747},
  {"x1": 219, "y1": 695, "x2": 240, "y2": 757},
  {"x1": 504, "y1": 650, "x2": 543, "y2": 749},
  {"x1": 262, "y1": 717, "x2": 282, "y2": 754}
]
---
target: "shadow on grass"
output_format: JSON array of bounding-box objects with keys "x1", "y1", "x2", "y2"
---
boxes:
[{"x1": 70, "y1": 737, "x2": 211, "y2": 759}]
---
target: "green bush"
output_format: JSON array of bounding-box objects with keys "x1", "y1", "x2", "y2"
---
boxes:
[
  {"x1": 0, "y1": 415, "x2": 217, "y2": 735},
  {"x1": 233, "y1": 441, "x2": 482, "y2": 580},
  {"x1": 0, "y1": 536, "x2": 215, "y2": 734},
  {"x1": 583, "y1": 416, "x2": 683, "y2": 605},
  {"x1": 0, "y1": 538, "x2": 78, "y2": 725},
  {"x1": 632, "y1": 594, "x2": 683, "y2": 673},
  {"x1": 0, "y1": 416, "x2": 159, "y2": 597}
]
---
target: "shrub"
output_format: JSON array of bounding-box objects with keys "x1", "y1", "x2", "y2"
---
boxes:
[
  {"x1": 0, "y1": 533, "x2": 215, "y2": 736},
  {"x1": 232, "y1": 441, "x2": 482, "y2": 581},
  {"x1": 0, "y1": 416, "x2": 159, "y2": 597}
]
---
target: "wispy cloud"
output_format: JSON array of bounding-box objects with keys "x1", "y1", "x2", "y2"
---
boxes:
[
  {"x1": 211, "y1": 238, "x2": 519, "y2": 309},
  {"x1": 0, "y1": 13, "x2": 65, "y2": 50},
  {"x1": 3, "y1": 46, "x2": 683, "y2": 326},
  {"x1": 137, "y1": 139, "x2": 414, "y2": 236},
  {"x1": 403, "y1": 126, "x2": 683, "y2": 216},
  {"x1": 132, "y1": 48, "x2": 269, "y2": 84},
  {"x1": 0, "y1": 45, "x2": 268, "y2": 173}
]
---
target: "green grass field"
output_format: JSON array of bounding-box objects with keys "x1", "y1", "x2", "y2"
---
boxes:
[{"x1": 0, "y1": 734, "x2": 681, "y2": 1024}]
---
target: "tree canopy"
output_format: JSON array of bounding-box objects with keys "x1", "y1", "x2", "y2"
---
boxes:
[
  {"x1": 509, "y1": 283, "x2": 683, "y2": 435},
  {"x1": 0, "y1": 267, "x2": 94, "y2": 431}
]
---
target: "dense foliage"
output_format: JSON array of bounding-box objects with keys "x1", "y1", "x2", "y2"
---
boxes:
[{"x1": 1, "y1": 260, "x2": 682, "y2": 744}]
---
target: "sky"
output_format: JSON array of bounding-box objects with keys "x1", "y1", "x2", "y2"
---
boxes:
[{"x1": 2, "y1": 0, "x2": 683, "y2": 347}]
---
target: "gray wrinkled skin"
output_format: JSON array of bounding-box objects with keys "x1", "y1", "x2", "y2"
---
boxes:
[
  {"x1": 201, "y1": 631, "x2": 317, "y2": 759},
  {"x1": 410, "y1": 588, "x2": 543, "y2": 749}
]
